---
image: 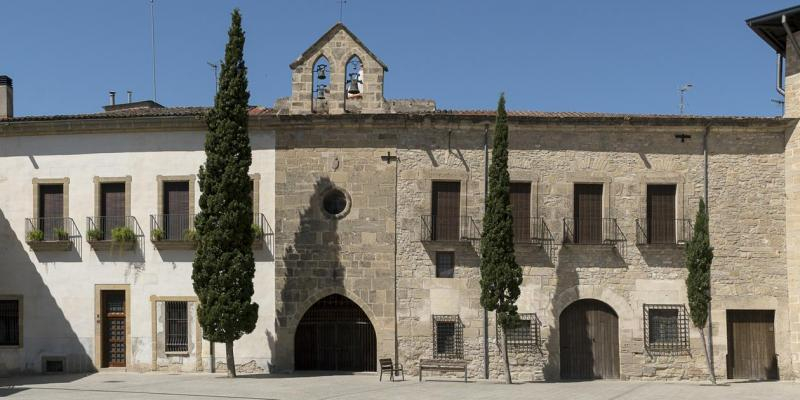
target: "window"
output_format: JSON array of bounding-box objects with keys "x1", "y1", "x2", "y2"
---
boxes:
[
  {"x1": 165, "y1": 301, "x2": 188, "y2": 353},
  {"x1": 431, "y1": 181, "x2": 460, "y2": 241},
  {"x1": 162, "y1": 181, "x2": 190, "y2": 240},
  {"x1": 510, "y1": 182, "x2": 531, "y2": 242},
  {"x1": 435, "y1": 252, "x2": 454, "y2": 278},
  {"x1": 322, "y1": 188, "x2": 348, "y2": 217},
  {"x1": 643, "y1": 304, "x2": 689, "y2": 354},
  {"x1": 0, "y1": 299, "x2": 20, "y2": 346},
  {"x1": 432, "y1": 315, "x2": 463, "y2": 359},
  {"x1": 497, "y1": 313, "x2": 541, "y2": 353},
  {"x1": 99, "y1": 182, "x2": 126, "y2": 240},
  {"x1": 646, "y1": 184, "x2": 677, "y2": 244},
  {"x1": 573, "y1": 183, "x2": 603, "y2": 244}
]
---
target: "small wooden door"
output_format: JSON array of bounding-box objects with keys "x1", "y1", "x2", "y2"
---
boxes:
[
  {"x1": 102, "y1": 290, "x2": 126, "y2": 368},
  {"x1": 39, "y1": 184, "x2": 64, "y2": 240},
  {"x1": 727, "y1": 310, "x2": 778, "y2": 380},
  {"x1": 163, "y1": 181, "x2": 189, "y2": 240},
  {"x1": 647, "y1": 185, "x2": 676, "y2": 244},
  {"x1": 431, "y1": 181, "x2": 460, "y2": 241},
  {"x1": 510, "y1": 182, "x2": 531, "y2": 242},
  {"x1": 574, "y1": 184, "x2": 603, "y2": 244},
  {"x1": 100, "y1": 182, "x2": 126, "y2": 240},
  {"x1": 560, "y1": 299, "x2": 620, "y2": 380}
]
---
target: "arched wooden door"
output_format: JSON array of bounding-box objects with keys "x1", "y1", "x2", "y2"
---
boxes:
[
  {"x1": 294, "y1": 294, "x2": 377, "y2": 372},
  {"x1": 560, "y1": 299, "x2": 620, "y2": 379}
]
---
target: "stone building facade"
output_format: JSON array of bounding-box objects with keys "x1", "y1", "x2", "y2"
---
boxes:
[{"x1": 1, "y1": 7, "x2": 800, "y2": 381}]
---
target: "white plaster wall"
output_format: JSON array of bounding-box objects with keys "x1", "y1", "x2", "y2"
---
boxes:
[{"x1": 0, "y1": 129, "x2": 276, "y2": 374}]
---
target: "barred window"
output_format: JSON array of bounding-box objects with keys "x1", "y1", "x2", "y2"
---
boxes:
[
  {"x1": 435, "y1": 252, "x2": 454, "y2": 278},
  {"x1": 165, "y1": 301, "x2": 188, "y2": 353},
  {"x1": 0, "y1": 299, "x2": 20, "y2": 346},
  {"x1": 497, "y1": 313, "x2": 541, "y2": 353},
  {"x1": 432, "y1": 315, "x2": 463, "y2": 359},
  {"x1": 643, "y1": 304, "x2": 689, "y2": 354}
]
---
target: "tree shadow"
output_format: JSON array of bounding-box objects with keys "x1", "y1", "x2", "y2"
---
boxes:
[{"x1": 0, "y1": 209, "x2": 94, "y2": 376}]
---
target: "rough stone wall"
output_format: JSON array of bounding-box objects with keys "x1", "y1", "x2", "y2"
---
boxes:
[
  {"x1": 272, "y1": 127, "x2": 397, "y2": 371},
  {"x1": 395, "y1": 120, "x2": 788, "y2": 380}
]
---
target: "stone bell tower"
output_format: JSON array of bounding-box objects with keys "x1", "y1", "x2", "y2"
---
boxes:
[{"x1": 286, "y1": 23, "x2": 388, "y2": 114}]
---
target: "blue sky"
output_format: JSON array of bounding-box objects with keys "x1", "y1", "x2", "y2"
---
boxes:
[{"x1": 1, "y1": 0, "x2": 797, "y2": 117}]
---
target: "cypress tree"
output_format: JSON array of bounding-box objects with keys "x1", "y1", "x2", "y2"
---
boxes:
[
  {"x1": 479, "y1": 94, "x2": 523, "y2": 384},
  {"x1": 685, "y1": 198, "x2": 715, "y2": 384},
  {"x1": 192, "y1": 8, "x2": 258, "y2": 378}
]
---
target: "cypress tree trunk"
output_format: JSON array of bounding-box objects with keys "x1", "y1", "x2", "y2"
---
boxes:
[
  {"x1": 502, "y1": 326, "x2": 512, "y2": 384},
  {"x1": 698, "y1": 327, "x2": 715, "y2": 385},
  {"x1": 226, "y1": 341, "x2": 236, "y2": 378}
]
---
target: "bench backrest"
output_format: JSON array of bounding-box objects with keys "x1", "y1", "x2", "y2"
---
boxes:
[
  {"x1": 379, "y1": 358, "x2": 393, "y2": 368},
  {"x1": 420, "y1": 359, "x2": 467, "y2": 367}
]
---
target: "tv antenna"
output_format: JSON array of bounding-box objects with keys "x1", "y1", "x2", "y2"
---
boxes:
[
  {"x1": 149, "y1": 0, "x2": 157, "y2": 101},
  {"x1": 679, "y1": 84, "x2": 693, "y2": 115},
  {"x1": 207, "y1": 61, "x2": 219, "y2": 93}
]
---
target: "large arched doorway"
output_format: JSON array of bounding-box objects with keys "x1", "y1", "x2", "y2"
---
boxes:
[
  {"x1": 294, "y1": 294, "x2": 377, "y2": 372},
  {"x1": 559, "y1": 299, "x2": 620, "y2": 379}
]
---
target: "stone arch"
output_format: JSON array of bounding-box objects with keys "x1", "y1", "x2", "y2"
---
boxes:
[
  {"x1": 552, "y1": 284, "x2": 635, "y2": 331},
  {"x1": 311, "y1": 54, "x2": 331, "y2": 112},
  {"x1": 344, "y1": 54, "x2": 364, "y2": 111},
  {"x1": 285, "y1": 287, "x2": 379, "y2": 339}
]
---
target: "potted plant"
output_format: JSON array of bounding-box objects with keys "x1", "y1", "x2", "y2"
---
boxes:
[
  {"x1": 251, "y1": 224, "x2": 264, "y2": 239},
  {"x1": 53, "y1": 228, "x2": 69, "y2": 241},
  {"x1": 86, "y1": 229, "x2": 104, "y2": 242},
  {"x1": 26, "y1": 229, "x2": 44, "y2": 242},
  {"x1": 182, "y1": 229, "x2": 198, "y2": 242},
  {"x1": 151, "y1": 228, "x2": 165, "y2": 241},
  {"x1": 112, "y1": 226, "x2": 136, "y2": 243}
]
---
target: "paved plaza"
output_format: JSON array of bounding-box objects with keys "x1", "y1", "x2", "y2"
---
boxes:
[{"x1": 1, "y1": 372, "x2": 799, "y2": 400}]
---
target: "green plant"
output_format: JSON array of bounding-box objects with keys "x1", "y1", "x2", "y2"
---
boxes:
[
  {"x1": 479, "y1": 94, "x2": 522, "y2": 384},
  {"x1": 53, "y1": 228, "x2": 69, "y2": 241},
  {"x1": 251, "y1": 224, "x2": 264, "y2": 239},
  {"x1": 111, "y1": 226, "x2": 136, "y2": 243},
  {"x1": 685, "y1": 198, "x2": 716, "y2": 384},
  {"x1": 183, "y1": 229, "x2": 198, "y2": 242},
  {"x1": 27, "y1": 229, "x2": 44, "y2": 242},
  {"x1": 151, "y1": 228, "x2": 165, "y2": 241},
  {"x1": 87, "y1": 229, "x2": 104, "y2": 241},
  {"x1": 193, "y1": 8, "x2": 259, "y2": 378}
]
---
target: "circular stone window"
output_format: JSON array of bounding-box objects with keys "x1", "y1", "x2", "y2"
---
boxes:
[{"x1": 322, "y1": 187, "x2": 351, "y2": 218}]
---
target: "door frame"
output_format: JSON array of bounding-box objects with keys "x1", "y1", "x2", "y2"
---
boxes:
[
  {"x1": 94, "y1": 284, "x2": 131, "y2": 370},
  {"x1": 725, "y1": 309, "x2": 778, "y2": 380}
]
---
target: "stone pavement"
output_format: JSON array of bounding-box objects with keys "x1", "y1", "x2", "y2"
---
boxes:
[{"x1": 1, "y1": 372, "x2": 799, "y2": 400}]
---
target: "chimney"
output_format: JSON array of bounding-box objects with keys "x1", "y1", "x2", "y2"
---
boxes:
[
  {"x1": 0, "y1": 75, "x2": 12, "y2": 119},
  {"x1": 109, "y1": 91, "x2": 116, "y2": 106}
]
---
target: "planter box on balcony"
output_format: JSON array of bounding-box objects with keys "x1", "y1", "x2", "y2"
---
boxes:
[
  {"x1": 88, "y1": 240, "x2": 136, "y2": 251},
  {"x1": 27, "y1": 240, "x2": 71, "y2": 251},
  {"x1": 151, "y1": 239, "x2": 197, "y2": 250}
]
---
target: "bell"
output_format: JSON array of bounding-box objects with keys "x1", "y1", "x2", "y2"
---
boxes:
[
  {"x1": 347, "y1": 73, "x2": 361, "y2": 95},
  {"x1": 316, "y1": 84, "x2": 326, "y2": 100},
  {"x1": 316, "y1": 65, "x2": 327, "y2": 80}
]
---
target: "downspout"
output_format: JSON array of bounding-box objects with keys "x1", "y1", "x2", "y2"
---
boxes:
[
  {"x1": 483, "y1": 124, "x2": 490, "y2": 380},
  {"x1": 704, "y1": 125, "x2": 716, "y2": 382}
]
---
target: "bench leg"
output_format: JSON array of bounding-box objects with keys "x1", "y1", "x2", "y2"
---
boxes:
[
  {"x1": 464, "y1": 367, "x2": 467, "y2": 383},
  {"x1": 419, "y1": 369, "x2": 422, "y2": 382}
]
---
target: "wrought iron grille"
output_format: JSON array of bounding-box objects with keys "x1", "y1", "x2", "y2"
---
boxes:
[
  {"x1": 635, "y1": 219, "x2": 693, "y2": 245},
  {"x1": 165, "y1": 301, "x2": 188, "y2": 353},
  {"x1": 643, "y1": 304, "x2": 689, "y2": 354},
  {"x1": 0, "y1": 300, "x2": 19, "y2": 346},
  {"x1": 25, "y1": 217, "x2": 77, "y2": 242},
  {"x1": 150, "y1": 214, "x2": 195, "y2": 241},
  {"x1": 86, "y1": 216, "x2": 143, "y2": 241},
  {"x1": 253, "y1": 213, "x2": 275, "y2": 252},
  {"x1": 420, "y1": 215, "x2": 481, "y2": 243},
  {"x1": 497, "y1": 313, "x2": 541, "y2": 353},
  {"x1": 432, "y1": 315, "x2": 463, "y2": 359}
]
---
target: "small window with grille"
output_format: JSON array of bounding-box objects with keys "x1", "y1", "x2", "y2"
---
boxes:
[
  {"x1": 435, "y1": 252, "x2": 454, "y2": 278},
  {"x1": 165, "y1": 301, "x2": 188, "y2": 353},
  {"x1": 497, "y1": 313, "x2": 541, "y2": 353},
  {"x1": 432, "y1": 315, "x2": 463, "y2": 359},
  {"x1": 0, "y1": 299, "x2": 20, "y2": 347},
  {"x1": 643, "y1": 304, "x2": 689, "y2": 354}
]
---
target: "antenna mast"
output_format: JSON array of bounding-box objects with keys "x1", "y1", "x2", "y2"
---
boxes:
[
  {"x1": 679, "y1": 84, "x2": 693, "y2": 115},
  {"x1": 338, "y1": 0, "x2": 347, "y2": 22},
  {"x1": 150, "y1": 0, "x2": 157, "y2": 101},
  {"x1": 207, "y1": 61, "x2": 219, "y2": 93}
]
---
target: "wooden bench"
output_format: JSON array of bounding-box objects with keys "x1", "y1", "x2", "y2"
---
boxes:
[
  {"x1": 379, "y1": 358, "x2": 404, "y2": 381},
  {"x1": 419, "y1": 358, "x2": 469, "y2": 382}
]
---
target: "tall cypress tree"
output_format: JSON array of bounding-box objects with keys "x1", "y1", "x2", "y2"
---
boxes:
[
  {"x1": 685, "y1": 198, "x2": 715, "y2": 384},
  {"x1": 479, "y1": 94, "x2": 522, "y2": 384},
  {"x1": 192, "y1": 8, "x2": 258, "y2": 378}
]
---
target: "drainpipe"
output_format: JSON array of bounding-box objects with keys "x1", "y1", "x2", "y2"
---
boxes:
[
  {"x1": 380, "y1": 151, "x2": 400, "y2": 372},
  {"x1": 483, "y1": 124, "x2": 490, "y2": 380},
  {"x1": 704, "y1": 125, "x2": 716, "y2": 382}
]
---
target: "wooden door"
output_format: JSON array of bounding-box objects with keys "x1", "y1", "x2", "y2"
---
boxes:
[
  {"x1": 39, "y1": 184, "x2": 64, "y2": 240},
  {"x1": 102, "y1": 290, "x2": 126, "y2": 368},
  {"x1": 647, "y1": 185, "x2": 676, "y2": 244},
  {"x1": 510, "y1": 182, "x2": 531, "y2": 242},
  {"x1": 431, "y1": 181, "x2": 460, "y2": 241},
  {"x1": 100, "y1": 182, "x2": 126, "y2": 240},
  {"x1": 574, "y1": 184, "x2": 603, "y2": 244},
  {"x1": 560, "y1": 299, "x2": 620, "y2": 379},
  {"x1": 163, "y1": 181, "x2": 189, "y2": 240},
  {"x1": 727, "y1": 310, "x2": 778, "y2": 380}
]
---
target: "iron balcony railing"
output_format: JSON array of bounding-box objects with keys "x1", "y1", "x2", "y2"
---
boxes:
[
  {"x1": 514, "y1": 217, "x2": 557, "y2": 259},
  {"x1": 86, "y1": 216, "x2": 143, "y2": 241},
  {"x1": 636, "y1": 219, "x2": 693, "y2": 245},
  {"x1": 25, "y1": 217, "x2": 78, "y2": 242},
  {"x1": 150, "y1": 214, "x2": 195, "y2": 241},
  {"x1": 562, "y1": 217, "x2": 626, "y2": 247},
  {"x1": 253, "y1": 212, "x2": 274, "y2": 251},
  {"x1": 420, "y1": 215, "x2": 481, "y2": 242}
]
